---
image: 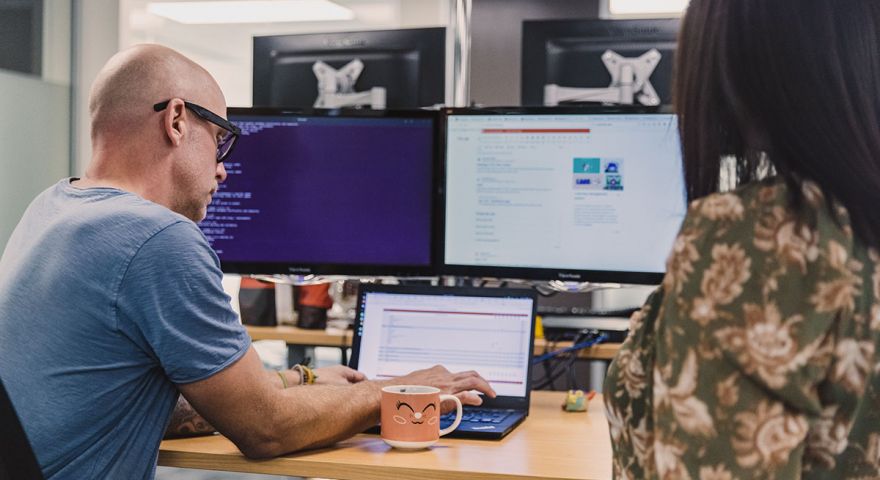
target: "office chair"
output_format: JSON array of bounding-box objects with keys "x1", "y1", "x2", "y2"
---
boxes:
[{"x1": 0, "y1": 377, "x2": 44, "y2": 480}]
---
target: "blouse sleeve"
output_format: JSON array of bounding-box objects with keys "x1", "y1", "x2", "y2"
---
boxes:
[{"x1": 651, "y1": 185, "x2": 871, "y2": 479}]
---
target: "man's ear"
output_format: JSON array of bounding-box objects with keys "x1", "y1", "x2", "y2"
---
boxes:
[{"x1": 162, "y1": 99, "x2": 187, "y2": 147}]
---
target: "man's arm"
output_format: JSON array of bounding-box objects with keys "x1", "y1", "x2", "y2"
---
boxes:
[
  {"x1": 165, "y1": 395, "x2": 216, "y2": 438},
  {"x1": 165, "y1": 364, "x2": 363, "y2": 439},
  {"x1": 166, "y1": 368, "x2": 290, "y2": 439},
  {"x1": 176, "y1": 346, "x2": 494, "y2": 458}
]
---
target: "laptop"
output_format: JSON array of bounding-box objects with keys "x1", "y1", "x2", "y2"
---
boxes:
[{"x1": 349, "y1": 284, "x2": 538, "y2": 439}]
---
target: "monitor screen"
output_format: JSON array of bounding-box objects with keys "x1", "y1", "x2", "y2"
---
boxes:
[
  {"x1": 442, "y1": 107, "x2": 686, "y2": 283},
  {"x1": 253, "y1": 28, "x2": 446, "y2": 109},
  {"x1": 521, "y1": 19, "x2": 680, "y2": 106},
  {"x1": 198, "y1": 108, "x2": 439, "y2": 276},
  {"x1": 352, "y1": 286, "x2": 536, "y2": 399}
]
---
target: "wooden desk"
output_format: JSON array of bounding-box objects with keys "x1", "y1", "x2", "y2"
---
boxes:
[
  {"x1": 247, "y1": 325, "x2": 352, "y2": 347},
  {"x1": 245, "y1": 325, "x2": 621, "y2": 360},
  {"x1": 159, "y1": 391, "x2": 612, "y2": 480}
]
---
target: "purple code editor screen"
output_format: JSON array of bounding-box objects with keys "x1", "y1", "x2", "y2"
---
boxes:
[{"x1": 198, "y1": 115, "x2": 435, "y2": 267}]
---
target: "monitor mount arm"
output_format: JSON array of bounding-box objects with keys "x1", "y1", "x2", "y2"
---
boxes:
[
  {"x1": 544, "y1": 49, "x2": 662, "y2": 106},
  {"x1": 313, "y1": 60, "x2": 387, "y2": 109}
]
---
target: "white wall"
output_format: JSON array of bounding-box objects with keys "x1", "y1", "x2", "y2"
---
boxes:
[
  {"x1": 0, "y1": 70, "x2": 71, "y2": 252},
  {"x1": 470, "y1": 0, "x2": 598, "y2": 106},
  {"x1": 71, "y1": 0, "x2": 120, "y2": 176},
  {"x1": 0, "y1": 0, "x2": 74, "y2": 253},
  {"x1": 43, "y1": 0, "x2": 72, "y2": 85}
]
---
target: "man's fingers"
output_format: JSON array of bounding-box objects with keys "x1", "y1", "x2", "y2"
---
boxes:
[
  {"x1": 456, "y1": 391, "x2": 484, "y2": 406},
  {"x1": 440, "y1": 392, "x2": 482, "y2": 411},
  {"x1": 454, "y1": 375, "x2": 496, "y2": 398},
  {"x1": 335, "y1": 366, "x2": 365, "y2": 383},
  {"x1": 453, "y1": 370, "x2": 480, "y2": 381}
]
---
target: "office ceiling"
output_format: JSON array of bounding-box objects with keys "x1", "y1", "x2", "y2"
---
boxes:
[{"x1": 118, "y1": 0, "x2": 448, "y2": 106}]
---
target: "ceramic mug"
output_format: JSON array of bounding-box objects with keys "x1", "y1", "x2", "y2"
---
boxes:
[{"x1": 380, "y1": 385, "x2": 462, "y2": 449}]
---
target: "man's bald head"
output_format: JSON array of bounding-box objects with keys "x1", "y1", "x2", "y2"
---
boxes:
[
  {"x1": 82, "y1": 45, "x2": 230, "y2": 222},
  {"x1": 88, "y1": 44, "x2": 222, "y2": 139}
]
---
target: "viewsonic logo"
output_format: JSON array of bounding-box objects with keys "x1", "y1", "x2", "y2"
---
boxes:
[{"x1": 322, "y1": 38, "x2": 367, "y2": 48}]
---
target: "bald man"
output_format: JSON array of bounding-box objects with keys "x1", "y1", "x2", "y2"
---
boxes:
[{"x1": 0, "y1": 45, "x2": 494, "y2": 479}]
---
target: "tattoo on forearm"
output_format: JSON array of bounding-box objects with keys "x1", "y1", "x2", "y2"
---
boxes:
[{"x1": 164, "y1": 394, "x2": 216, "y2": 438}]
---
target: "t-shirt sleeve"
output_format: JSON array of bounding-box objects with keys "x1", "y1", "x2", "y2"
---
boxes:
[{"x1": 115, "y1": 221, "x2": 251, "y2": 384}]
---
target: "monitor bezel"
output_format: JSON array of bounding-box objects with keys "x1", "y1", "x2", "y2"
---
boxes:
[
  {"x1": 349, "y1": 284, "x2": 538, "y2": 410},
  {"x1": 439, "y1": 105, "x2": 681, "y2": 284},
  {"x1": 212, "y1": 107, "x2": 443, "y2": 277}
]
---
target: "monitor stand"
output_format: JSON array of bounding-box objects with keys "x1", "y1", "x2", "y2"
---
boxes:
[
  {"x1": 535, "y1": 282, "x2": 653, "y2": 315},
  {"x1": 542, "y1": 48, "x2": 662, "y2": 106},
  {"x1": 312, "y1": 59, "x2": 387, "y2": 109}
]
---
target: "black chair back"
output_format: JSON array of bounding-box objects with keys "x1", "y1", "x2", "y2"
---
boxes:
[{"x1": 0, "y1": 377, "x2": 43, "y2": 480}]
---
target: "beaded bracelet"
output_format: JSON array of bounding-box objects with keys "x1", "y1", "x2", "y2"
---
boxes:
[{"x1": 292, "y1": 364, "x2": 317, "y2": 385}]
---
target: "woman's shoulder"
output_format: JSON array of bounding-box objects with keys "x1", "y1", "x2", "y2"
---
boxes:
[
  {"x1": 685, "y1": 176, "x2": 853, "y2": 246},
  {"x1": 688, "y1": 176, "x2": 797, "y2": 216},
  {"x1": 665, "y1": 176, "x2": 867, "y2": 298}
]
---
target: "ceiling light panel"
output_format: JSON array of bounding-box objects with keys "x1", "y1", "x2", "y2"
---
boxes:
[
  {"x1": 147, "y1": 0, "x2": 355, "y2": 24},
  {"x1": 609, "y1": 0, "x2": 688, "y2": 15}
]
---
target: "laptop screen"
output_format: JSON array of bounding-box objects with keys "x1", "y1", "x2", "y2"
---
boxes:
[{"x1": 352, "y1": 287, "x2": 536, "y2": 398}]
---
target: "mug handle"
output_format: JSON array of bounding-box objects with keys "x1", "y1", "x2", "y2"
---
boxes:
[{"x1": 438, "y1": 394, "x2": 463, "y2": 437}]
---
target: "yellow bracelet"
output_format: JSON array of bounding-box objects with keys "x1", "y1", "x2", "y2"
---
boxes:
[
  {"x1": 302, "y1": 365, "x2": 315, "y2": 384},
  {"x1": 293, "y1": 364, "x2": 317, "y2": 385},
  {"x1": 276, "y1": 369, "x2": 289, "y2": 389}
]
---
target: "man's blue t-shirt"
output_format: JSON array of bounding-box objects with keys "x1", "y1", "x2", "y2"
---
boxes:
[{"x1": 0, "y1": 179, "x2": 251, "y2": 479}]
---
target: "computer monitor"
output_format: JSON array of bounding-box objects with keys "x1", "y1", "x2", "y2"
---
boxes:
[
  {"x1": 521, "y1": 19, "x2": 680, "y2": 106},
  {"x1": 253, "y1": 27, "x2": 446, "y2": 109},
  {"x1": 198, "y1": 108, "x2": 440, "y2": 276},
  {"x1": 442, "y1": 107, "x2": 686, "y2": 284}
]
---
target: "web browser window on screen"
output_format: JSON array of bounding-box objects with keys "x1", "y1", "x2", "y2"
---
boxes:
[{"x1": 444, "y1": 113, "x2": 686, "y2": 274}]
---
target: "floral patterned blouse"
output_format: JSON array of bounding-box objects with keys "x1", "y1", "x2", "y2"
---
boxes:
[{"x1": 604, "y1": 177, "x2": 880, "y2": 479}]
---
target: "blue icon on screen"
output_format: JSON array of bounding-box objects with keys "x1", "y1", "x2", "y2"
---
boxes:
[{"x1": 604, "y1": 174, "x2": 623, "y2": 190}]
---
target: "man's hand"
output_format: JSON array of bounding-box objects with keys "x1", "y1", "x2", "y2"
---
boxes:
[
  {"x1": 313, "y1": 365, "x2": 366, "y2": 385},
  {"x1": 394, "y1": 365, "x2": 496, "y2": 407}
]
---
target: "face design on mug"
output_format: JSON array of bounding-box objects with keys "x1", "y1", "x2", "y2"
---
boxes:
[{"x1": 393, "y1": 400, "x2": 439, "y2": 425}]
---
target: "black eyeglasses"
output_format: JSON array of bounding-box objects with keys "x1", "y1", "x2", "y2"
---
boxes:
[{"x1": 153, "y1": 100, "x2": 241, "y2": 163}]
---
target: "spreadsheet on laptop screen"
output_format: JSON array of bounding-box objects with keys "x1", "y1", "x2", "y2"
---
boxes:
[{"x1": 355, "y1": 292, "x2": 534, "y2": 397}]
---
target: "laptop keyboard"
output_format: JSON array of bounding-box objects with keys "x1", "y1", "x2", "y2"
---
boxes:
[{"x1": 441, "y1": 408, "x2": 517, "y2": 425}]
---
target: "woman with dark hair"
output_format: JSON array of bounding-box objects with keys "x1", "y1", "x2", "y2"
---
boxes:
[{"x1": 604, "y1": 0, "x2": 880, "y2": 478}]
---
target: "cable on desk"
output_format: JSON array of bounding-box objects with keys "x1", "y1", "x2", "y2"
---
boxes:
[
  {"x1": 541, "y1": 333, "x2": 557, "y2": 389},
  {"x1": 536, "y1": 342, "x2": 576, "y2": 391},
  {"x1": 532, "y1": 330, "x2": 607, "y2": 390},
  {"x1": 532, "y1": 331, "x2": 607, "y2": 364},
  {"x1": 538, "y1": 334, "x2": 574, "y2": 390}
]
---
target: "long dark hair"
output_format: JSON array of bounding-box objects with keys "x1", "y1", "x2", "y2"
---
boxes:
[{"x1": 674, "y1": 0, "x2": 880, "y2": 246}]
